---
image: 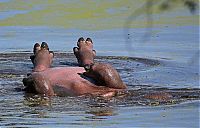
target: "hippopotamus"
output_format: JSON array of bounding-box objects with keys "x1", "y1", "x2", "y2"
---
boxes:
[
  {"x1": 23, "y1": 40, "x2": 126, "y2": 97},
  {"x1": 23, "y1": 67, "x2": 121, "y2": 97},
  {"x1": 23, "y1": 38, "x2": 174, "y2": 101},
  {"x1": 73, "y1": 37, "x2": 96, "y2": 67}
]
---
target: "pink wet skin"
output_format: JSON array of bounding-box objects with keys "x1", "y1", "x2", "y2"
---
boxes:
[
  {"x1": 23, "y1": 41, "x2": 125, "y2": 98},
  {"x1": 73, "y1": 37, "x2": 96, "y2": 67},
  {"x1": 84, "y1": 63, "x2": 127, "y2": 89},
  {"x1": 33, "y1": 50, "x2": 53, "y2": 72},
  {"x1": 25, "y1": 41, "x2": 172, "y2": 99},
  {"x1": 23, "y1": 67, "x2": 122, "y2": 97}
]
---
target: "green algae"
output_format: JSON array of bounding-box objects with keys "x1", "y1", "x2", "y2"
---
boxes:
[
  {"x1": 0, "y1": 0, "x2": 198, "y2": 30},
  {"x1": 0, "y1": 73, "x2": 17, "y2": 78}
]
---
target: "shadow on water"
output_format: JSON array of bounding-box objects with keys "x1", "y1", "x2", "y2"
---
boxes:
[{"x1": 0, "y1": 53, "x2": 199, "y2": 127}]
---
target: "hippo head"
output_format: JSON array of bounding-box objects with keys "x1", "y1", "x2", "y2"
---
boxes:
[
  {"x1": 73, "y1": 37, "x2": 96, "y2": 67},
  {"x1": 31, "y1": 42, "x2": 54, "y2": 72},
  {"x1": 83, "y1": 63, "x2": 127, "y2": 89}
]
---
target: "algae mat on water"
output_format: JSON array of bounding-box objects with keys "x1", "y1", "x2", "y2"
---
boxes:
[{"x1": 0, "y1": 0, "x2": 198, "y2": 29}]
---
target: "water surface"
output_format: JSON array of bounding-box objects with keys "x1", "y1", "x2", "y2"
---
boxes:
[
  {"x1": 0, "y1": 53, "x2": 199, "y2": 128},
  {"x1": 0, "y1": 0, "x2": 199, "y2": 128}
]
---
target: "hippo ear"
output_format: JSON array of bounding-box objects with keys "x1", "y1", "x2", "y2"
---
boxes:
[{"x1": 93, "y1": 50, "x2": 96, "y2": 56}]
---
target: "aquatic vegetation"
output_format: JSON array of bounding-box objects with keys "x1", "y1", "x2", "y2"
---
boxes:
[
  {"x1": 0, "y1": 0, "x2": 198, "y2": 29},
  {"x1": 0, "y1": 73, "x2": 17, "y2": 78}
]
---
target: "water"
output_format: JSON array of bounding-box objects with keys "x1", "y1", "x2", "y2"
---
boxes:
[
  {"x1": 0, "y1": 0, "x2": 199, "y2": 127},
  {"x1": 0, "y1": 52, "x2": 199, "y2": 128}
]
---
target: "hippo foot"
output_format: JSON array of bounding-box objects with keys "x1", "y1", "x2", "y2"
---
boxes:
[
  {"x1": 73, "y1": 37, "x2": 96, "y2": 67},
  {"x1": 31, "y1": 42, "x2": 54, "y2": 72}
]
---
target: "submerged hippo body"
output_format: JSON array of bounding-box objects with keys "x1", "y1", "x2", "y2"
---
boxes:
[
  {"x1": 23, "y1": 67, "x2": 121, "y2": 97},
  {"x1": 23, "y1": 39, "x2": 127, "y2": 97},
  {"x1": 73, "y1": 37, "x2": 96, "y2": 67},
  {"x1": 22, "y1": 39, "x2": 174, "y2": 100},
  {"x1": 84, "y1": 63, "x2": 127, "y2": 89},
  {"x1": 23, "y1": 41, "x2": 122, "y2": 97}
]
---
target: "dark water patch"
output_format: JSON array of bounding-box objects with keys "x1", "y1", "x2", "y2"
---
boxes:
[
  {"x1": 21, "y1": 87, "x2": 200, "y2": 109},
  {"x1": 96, "y1": 56, "x2": 160, "y2": 66}
]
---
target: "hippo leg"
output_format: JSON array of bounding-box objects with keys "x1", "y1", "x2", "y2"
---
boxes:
[
  {"x1": 73, "y1": 37, "x2": 96, "y2": 67},
  {"x1": 23, "y1": 74, "x2": 54, "y2": 96},
  {"x1": 40, "y1": 42, "x2": 54, "y2": 64},
  {"x1": 23, "y1": 77, "x2": 36, "y2": 93},
  {"x1": 31, "y1": 42, "x2": 54, "y2": 72}
]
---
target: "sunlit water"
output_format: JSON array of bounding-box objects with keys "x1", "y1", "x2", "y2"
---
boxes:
[{"x1": 0, "y1": 0, "x2": 199, "y2": 127}]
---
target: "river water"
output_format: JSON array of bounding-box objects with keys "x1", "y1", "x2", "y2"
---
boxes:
[{"x1": 0, "y1": 0, "x2": 199, "y2": 128}]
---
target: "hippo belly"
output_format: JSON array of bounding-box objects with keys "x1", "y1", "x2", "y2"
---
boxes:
[
  {"x1": 30, "y1": 67, "x2": 99, "y2": 96},
  {"x1": 36, "y1": 67, "x2": 86, "y2": 84}
]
